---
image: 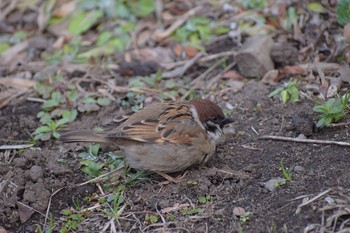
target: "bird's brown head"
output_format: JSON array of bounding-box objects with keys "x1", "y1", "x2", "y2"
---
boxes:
[{"x1": 189, "y1": 99, "x2": 234, "y2": 130}]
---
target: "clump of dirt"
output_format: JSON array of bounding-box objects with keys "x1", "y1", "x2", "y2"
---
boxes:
[{"x1": 1, "y1": 81, "x2": 350, "y2": 232}]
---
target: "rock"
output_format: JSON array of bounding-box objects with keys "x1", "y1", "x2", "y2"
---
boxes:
[
  {"x1": 13, "y1": 157, "x2": 27, "y2": 168},
  {"x1": 264, "y1": 177, "x2": 285, "y2": 192},
  {"x1": 270, "y1": 42, "x2": 298, "y2": 66},
  {"x1": 294, "y1": 165, "x2": 305, "y2": 173},
  {"x1": 28, "y1": 165, "x2": 43, "y2": 182},
  {"x1": 235, "y1": 35, "x2": 274, "y2": 78}
]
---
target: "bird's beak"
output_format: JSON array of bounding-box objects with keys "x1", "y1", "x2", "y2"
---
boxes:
[{"x1": 220, "y1": 116, "x2": 234, "y2": 127}]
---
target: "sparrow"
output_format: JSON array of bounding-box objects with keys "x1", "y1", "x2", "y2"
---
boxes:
[{"x1": 59, "y1": 99, "x2": 233, "y2": 180}]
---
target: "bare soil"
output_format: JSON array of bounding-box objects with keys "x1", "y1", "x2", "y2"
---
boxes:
[{"x1": 1, "y1": 81, "x2": 349, "y2": 232}]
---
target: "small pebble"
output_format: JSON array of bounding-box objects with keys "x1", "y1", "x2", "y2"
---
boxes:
[
  {"x1": 264, "y1": 177, "x2": 285, "y2": 192},
  {"x1": 294, "y1": 165, "x2": 305, "y2": 173},
  {"x1": 28, "y1": 165, "x2": 43, "y2": 182}
]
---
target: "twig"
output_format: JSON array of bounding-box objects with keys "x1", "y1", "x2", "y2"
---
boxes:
[
  {"x1": 0, "y1": 0, "x2": 18, "y2": 21},
  {"x1": 161, "y1": 51, "x2": 235, "y2": 70},
  {"x1": 26, "y1": 97, "x2": 47, "y2": 103},
  {"x1": 251, "y1": 127, "x2": 259, "y2": 136},
  {"x1": 259, "y1": 135, "x2": 350, "y2": 147},
  {"x1": 327, "y1": 122, "x2": 350, "y2": 128},
  {"x1": 295, "y1": 189, "x2": 331, "y2": 214},
  {"x1": 205, "y1": 61, "x2": 236, "y2": 89},
  {"x1": 152, "y1": 6, "x2": 202, "y2": 41},
  {"x1": 43, "y1": 187, "x2": 65, "y2": 229},
  {"x1": 162, "y1": 52, "x2": 204, "y2": 78},
  {"x1": 0, "y1": 144, "x2": 34, "y2": 150},
  {"x1": 181, "y1": 57, "x2": 227, "y2": 100},
  {"x1": 75, "y1": 166, "x2": 124, "y2": 187}
]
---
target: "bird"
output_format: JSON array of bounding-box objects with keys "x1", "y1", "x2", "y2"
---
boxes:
[{"x1": 59, "y1": 99, "x2": 234, "y2": 182}]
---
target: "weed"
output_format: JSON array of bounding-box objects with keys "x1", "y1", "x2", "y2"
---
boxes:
[
  {"x1": 280, "y1": 158, "x2": 293, "y2": 182},
  {"x1": 180, "y1": 207, "x2": 204, "y2": 216},
  {"x1": 104, "y1": 185, "x2": 126, "y2": 219},
  {"x1": 336, "y1": 0, "x2": 350, "y2": 26},
  {"x1": 268, "y1": 80, "x2": 299, "y2": 104},
  {"x1": 33, "y1": 77, "x2": 111, "y2": 141},
  {"x1": 313, "y1": 93, "x2": 350, "y2": 128},
  {"x1": 60, "y1": 209, "x2": 85, "y2": 233},
  {"x1": 145, "y1": 213, "x2": 159, "y2": 223},
  {"x1": 198, "y1": 194, "x2": 213, "y2": 204},
  {"x1": 174, "y1": 16, "x2": 229, "y2": 49},
  {"x1": 240, "y1": 211, "x2": 252, "y2": 223}
]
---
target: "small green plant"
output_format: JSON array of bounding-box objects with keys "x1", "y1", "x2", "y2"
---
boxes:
[
  {"x1": 60, "y1": 209, "x2": 85, "y2": 233},
  {"x1": 33, "y1": 76, "x2": 111, "y2": 141},
  {"x1": 180, "y1": 207, "x2": 204, "y2": 216},
  {"x1": 38, "y1": 214, "x2": 54, "y2": 233},
  {"x1": 198, "y1": 194, "x2": 213, "y2": 204},
  {"x1": 166, "y1": 215, "x2": 175, "y2": 221},
  {"x1": 105, "y1": 185, "x2": 126, "y2": 219},
  {"x1": 280, "y1": 158, "x2": 293, "y2": 182},
  {"x1": 240, "y1": 211, "x2": 252, "y2": 223},
  {"x1": 33, "y1": 119, "x2": 66, "y2": 141},
  {"x1": 337, "y1": 0, "x2": 350, "y2": 26},
  {"x1": 242, "y1": 0, "x2": 267, "y2": 9},
  {"x1": 313, "y1": 93, "x2": 350, "y2": 128},
  {"x1": 145, "y1": 213, "x2": 159, "y2": 223},
  {"x1": 174, "y1": 17, "x2": 229, "y2": 48},
  {"x1": 268, "y1": 80, "x2": 299, "y2": 104}
]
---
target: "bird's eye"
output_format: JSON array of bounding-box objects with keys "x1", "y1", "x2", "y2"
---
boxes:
[{"x1": 212, "y1": 116, "x2": 217, "y2": 121}]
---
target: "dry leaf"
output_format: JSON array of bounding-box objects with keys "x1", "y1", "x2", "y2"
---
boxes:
[
  {"x1": 339, "y1": 65, "x2": 350, "y2": 83},
  {"x1": 53, "y1": 1, "x2": 76, "y2": 17},
  {"x1": 222, "y1": 70, "x2": 243, "y2": 80},
  {"x1": 261, "y1": 70, "x2": 279, "y2": 84},
  {"x1": 279, "y1": 65, "x2": 305, "y2": 75}
]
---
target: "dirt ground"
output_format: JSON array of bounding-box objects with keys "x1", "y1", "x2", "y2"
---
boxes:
[{"x1": 1, "y1": 80, "x2": 350, "y2": 232}]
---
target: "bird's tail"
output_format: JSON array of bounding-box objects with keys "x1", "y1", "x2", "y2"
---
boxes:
[{"x1": 58, "y1": 130, "x2": 109, "y2": 144}]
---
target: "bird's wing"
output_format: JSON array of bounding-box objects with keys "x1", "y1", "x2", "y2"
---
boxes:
[{"x1": 107, "y1": 118, "x2": 206, "y2": 145}]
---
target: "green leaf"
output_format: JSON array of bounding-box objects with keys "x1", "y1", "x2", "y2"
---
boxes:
[
  {"x1": 68, "y1": 10, "x2": 104, "y2": 35},
  {"x1": 90, "y1": 144, "x2": 100, "y2": 156},
  {"x1": 316, "y1": 118, "x2": 325, "y2": 128},
  {"x1": 67, "y1": 89, "x2": 78, "y2": 102},
  {"x1": 56, "y1": 118, "x2": 70, "y2": 127},
  {"x1": 62, "y1": 109, "x2": 78, "y2": 122},
  {"x1": 77, "y1": 45, "x2": 116, "y2": 59},
  {"x1": 149, "y1": 215, "x2": 158, "y2": 223},
  {"x1": 43, "y1": 99, "x2": 60, "y2": 109},
  {"x1": 0, "y1": 42, "x2": 10, "y2": 54},
  {"x1": 198, "y1": 196, "x2": 206, "y2": 204},
  {"x1": 281, "y1": 90, "x2": 290, "y2": 104},
  {"x1": 97, "y1": 31, "x2": 112, "y2": 46},
  {"x1": 97, "y1": 97, "x2": 111, "y2": 106},
  {"x1": 39, "y1": 113, "x2": 52, "y2": 124},
  {"x1": 128, "y1": 0, "x2": 155, "y2": 17},
  {"x1": 165, "y1": 80, "x2": 177, "y2": 89},
  {"x1": 48, "y1": 120, "x2": 57, "y2": 130},
  {"x1": 37, "y1": 111, "x2": 46, "y2": 118},
  {"x1": 287, "y1": 85, "x2": 299, "y2": 102},
  {"x1": 268, "y1": 87, "x2": 283, "y2": 98},
  {"x1": 313, "y1": 105, "x2": 326, "y2": 113},
  {"x1": 336, "y1": 0, "x2": 350, "y2": 26},
  {"x1": 307, "y1": 2, "x2": 324, "y2": 13},
  {"x1": 51, "y1": 91, "x2": 62, "y2": 101},
  {"x1": 83, "y1": 97, "x2": 96, "y2": 104},
  {"x1": 33, "y1": 126, "x2": 51, "y2": 134},
  {"x1": 40, "y1": 132, "x2": 52, "y2": 141},
  {"x1": 52, "y1": 131, "x2": 60, "y2": 138}
]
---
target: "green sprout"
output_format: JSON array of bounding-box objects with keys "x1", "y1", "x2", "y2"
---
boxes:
[
  {"x1": 313, "y1": 93, "x2": 350, "y2": 128},
  {"x1": 268, "y1": 80, "x2": 299, "y2": 104}
]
